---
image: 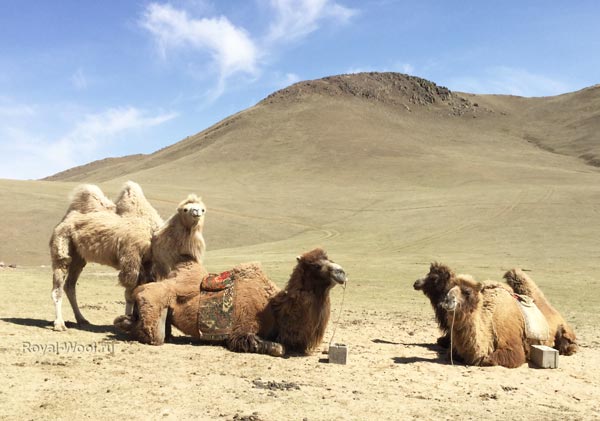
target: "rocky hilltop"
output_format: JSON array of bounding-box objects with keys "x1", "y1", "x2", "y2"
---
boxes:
[{"x1": 261, "y1": 72, "x2": 477, "y2": 115}]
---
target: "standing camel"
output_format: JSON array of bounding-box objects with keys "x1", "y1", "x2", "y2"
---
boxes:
[{"x1": 50, "y1": 185, "x2": 205, "y2": 331}]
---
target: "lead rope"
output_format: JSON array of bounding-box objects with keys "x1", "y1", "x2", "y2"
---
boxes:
[
  {"x1": 450, "y1": 308, "x2": 456, "y2": 366},
  {"x1": 328, "y1": 282, "x2": 347, "y2": 347}
]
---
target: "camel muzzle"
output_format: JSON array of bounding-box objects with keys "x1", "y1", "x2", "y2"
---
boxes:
[
  {"x1": 332, "y1": 268, "x2": 347, "y2": 285},
  {"x1": 441, "y1": 296, "x2": 457, "y2": 311},
  {"x1": 413, "y1": 278, "x2": 425, "y2": 290},
  {"x1": 190, "y1": 208, "x2": 204, "y2": 218}
]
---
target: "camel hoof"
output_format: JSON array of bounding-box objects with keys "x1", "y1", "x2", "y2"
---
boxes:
[
  {"x1": 437, "y1": 335, "x2": 451, "y2": 348},
  {"x1": 269, "y1": 343, "x2": 285, "y2": 357},
  {"x1": 53, "y1": 320, "x2": 67, "y2": 331}
]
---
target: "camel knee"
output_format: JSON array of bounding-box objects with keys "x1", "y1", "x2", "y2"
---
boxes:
[
  {"x1": 52, "y1": 268, "x2": 68, "y2": 289},
  {"x1": 119, "y1": 268, "x2": 140, "y2": 290}
]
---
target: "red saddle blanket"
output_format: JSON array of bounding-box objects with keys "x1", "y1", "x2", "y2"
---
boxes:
[
  {"x1": 201, "y1": 271, "x2": 234, "y2": 292},
  {"x1": 197, "y1": 271, "x2": 236, "y2": 341}
]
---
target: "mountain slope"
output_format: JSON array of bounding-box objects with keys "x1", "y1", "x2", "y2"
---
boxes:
[{"x1": 2, "y1": 72, "x2": 600, "y2": 270}]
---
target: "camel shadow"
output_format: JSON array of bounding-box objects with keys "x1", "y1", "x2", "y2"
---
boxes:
[
  {"x1": 391, "y1": 342, "x2": 459, "y2": 365},
  {"x1": 0, "y1": 317, "x2": 53, "y2": 329},
  {"x1": 372, "y1": 338, "x2": 401, "y2": 345},
  {"x1": 392, "y1": 356, "x2": 446, "y2": 364},
  {"x1": 372, "y1": 338, "x2": 445, "y2": 353},
  {"x1": 0, "y1": 317, "x2": 114, "y2": 334},
  {"x1": 398, "y1": 342, "x2": 444, "y2": 352},
  {"x1": 68, "y1": 322, "x2": 115, "y2": 334}
]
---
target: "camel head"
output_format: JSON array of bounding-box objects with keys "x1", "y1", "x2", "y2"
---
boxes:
[
  {"x1": 414, "y1": 262, "x2": 456, "y2": 300},
  {"x1": 177, "y1": 194, "x2": 206, "y2": 228},
  {"x1": 292, "y1": 248, "x2": 347, "y2": 291},
  {"x1": 441, "y1": 277, "x2": 484, "y2": 312}
]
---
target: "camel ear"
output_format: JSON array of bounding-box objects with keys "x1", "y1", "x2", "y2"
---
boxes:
[
  {"x1": 296, "y1": 256, "x2": 301, "y2": 262},
  {"x1": 476, "y1": 282, "x2": 484, "y2": 292}
]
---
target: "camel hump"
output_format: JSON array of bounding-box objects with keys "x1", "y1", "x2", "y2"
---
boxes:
[
  {"x1": 503, "y1": 268, "x2": 536, "y2": 296},
  {"x1": 67, "y1": 184, "x2": 115, "y2": 214}
]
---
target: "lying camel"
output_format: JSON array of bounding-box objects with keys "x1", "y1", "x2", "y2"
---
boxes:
[{"x1": 114, "y1": 248, "x2": 347, "y2": 356}]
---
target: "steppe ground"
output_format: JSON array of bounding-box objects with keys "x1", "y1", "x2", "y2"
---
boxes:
[{"x1": 1, "y1": 220, "x2": 599, "y2": 420}]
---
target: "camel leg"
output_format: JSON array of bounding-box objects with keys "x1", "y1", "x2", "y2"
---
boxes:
[
  {"x1": 437, "y1": 333, "x2": 451, "y2": 348},
  {"x1": 114, "y1": 308, "x2": 167, "y2": 345},
  {"x1": 227, "y1": 333, "x2": 285, "y2": 357},
  {"x1": 165, "y1": 308, "x2": 173, "y2": 342},
  {"x1": 52, "y1": 267, "x2": 68, "y2": 331},
  {"x1": 63, "y1": 254, "x2": 88, "y2": 325},
  {"x1": 481, "y1": 346, "x2": 526, "y2": 368},
  {"x1": 115, "y1": 286, "x2": 169, "y2": 345},
  {"x1": 124, "y1": 289, "x2": 134, "y2": 316},
  {"x1": 119, "y1": 262, "x2": 140, "y2": 316}
]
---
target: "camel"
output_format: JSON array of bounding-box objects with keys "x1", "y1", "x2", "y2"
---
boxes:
[
  {"x1": 114, "y1": 248, "x2": 347, "y2": 357},
  {"x1": 413, "y1": 263, "x2": 482, "y2": 348},
  {"x1": 503, "y1": 269, "x2": 578, "y2": 355},
  {"x1": 441, "y1": 275, "x2": 529, "y2": 368},
  {"x1": 150, "y1": 194, "x2": 206, "y2": 280},
  {"x1": 50, "y1": 187, "x2": 205, "y2": 332}
]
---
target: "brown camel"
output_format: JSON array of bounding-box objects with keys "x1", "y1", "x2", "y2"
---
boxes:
[
  {"x1": 442, "y1": 276, "x2": 529, "y2": 368},
  {"x1": 114, "y1": 248, "x2": 347, "y2": 356},
  {"x1": 503, "y1": 269, "x2": 578, "y2": 355},
  {"x1": 413, "y1": 262, "x2": 460, "y2": 348},
  {"x1": 413, "y1": 263, "x2": 501, "y2": 348},
  {"x1": 50, "y1": 188, "x2": 205, "y2": 331}
]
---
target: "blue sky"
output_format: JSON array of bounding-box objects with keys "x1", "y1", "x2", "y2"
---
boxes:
[{"x1": 1, "y1": 0, "x2": 599, "y2": 180}]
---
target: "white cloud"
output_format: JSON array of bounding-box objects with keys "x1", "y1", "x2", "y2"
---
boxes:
[
  {"x1": 139, "y1": 2, "x2": 358, "y2": 100},
  {"x1": 275, "y1": 72, "x2": 300, "y2": 88},
  {"x1": 71, "y1": 68, "x2": 88, "y2": 90},
  {"x1": 448, "y1": 67, "x2": 572, "y2": 97},
  {"x1": 140, "y1": 3, "x2": 259, "y2": 80},
  {"x1": 0, "y1": 104, "x2": 36, "y2": 118},
  {"x1": 396, "y1": 63, "x2": 414, "y2": 75},
  {"x1": 0, "y1": 106, "x2": 177, "y2": 180},
  {"x1": 346, "y1": 66, "x2": 375, "y2": 74},
  {"x1": 267, "y1": 0, "x2": 358, "y2": 43}
]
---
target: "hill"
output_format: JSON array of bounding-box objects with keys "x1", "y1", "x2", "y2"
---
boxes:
[{"x1": 1, "y1": 72, "x2": 599, "y2": 276}]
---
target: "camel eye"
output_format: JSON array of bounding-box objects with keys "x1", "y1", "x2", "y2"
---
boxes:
[{"x1": 184, "y1": 208, "x2": 188, "y2": 212}]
